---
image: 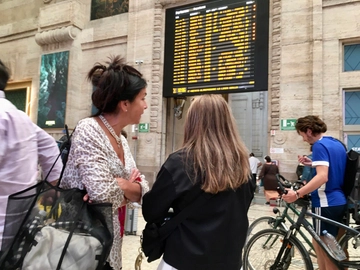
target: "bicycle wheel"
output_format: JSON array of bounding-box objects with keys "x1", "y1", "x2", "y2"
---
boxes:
[
  {"x1": 243, "y1": 229, "x2": 313, "y2": 270},
  {"x1": 247, "y1": 216, "x2": 276, "y2": 242},
  {"x1": 339, "y1": 230, "x2": 360, "y2": 265}
]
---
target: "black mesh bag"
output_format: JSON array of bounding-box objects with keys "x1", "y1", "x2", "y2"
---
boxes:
[
  {"x1": 0, "y1": 182, "x2": 113, "y2": 270},
  {"x1": 0, "y1": 126, "x2": 114, "y2": 270}
]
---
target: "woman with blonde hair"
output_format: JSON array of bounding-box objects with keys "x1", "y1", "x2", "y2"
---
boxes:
[{"x1": 142, "y1": 94, "x2": 254, "y2": 270}]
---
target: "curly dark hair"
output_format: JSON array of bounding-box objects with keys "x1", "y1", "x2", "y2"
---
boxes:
[
  {"x1": 88, "y1": 55, "x2": 147, "y2": 116},
  {"x1": 264, "y1": 156, "x2": 271, "y2": 162},
  {"x1": 295, "y1": 115, "x2": 327, "y2": 136}
]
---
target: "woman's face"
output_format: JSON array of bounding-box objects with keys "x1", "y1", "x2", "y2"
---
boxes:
[{"x1": 126, "y1": 88, "x2": 147, "y2": 124}]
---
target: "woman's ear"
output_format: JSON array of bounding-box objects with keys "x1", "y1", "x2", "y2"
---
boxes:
[{"x1": 119, "y1": 100, "x2": 129, "y2": 112}]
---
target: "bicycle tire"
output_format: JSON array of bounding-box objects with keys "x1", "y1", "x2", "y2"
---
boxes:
[
  {"x1": 243, "y1": 228, "x2": 313, "y2": 270},
  {"x1": 247, "y1": 216, "x2": 277, "y2": 242},
  {"x1": 339, "y1": 231, "x2": 360, "y2": 268}
]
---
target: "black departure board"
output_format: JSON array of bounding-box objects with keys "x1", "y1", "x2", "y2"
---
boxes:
[{"x1": 163, "y1": 0, "x2": 269, "y2": 97}]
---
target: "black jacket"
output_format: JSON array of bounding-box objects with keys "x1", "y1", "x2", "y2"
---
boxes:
[{"x1": 142, "y1": 150, "x2": 254, "y2": 270}]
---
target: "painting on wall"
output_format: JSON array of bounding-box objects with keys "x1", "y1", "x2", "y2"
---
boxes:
[
  {"x1": 91, "y1": 0, "x2": 129, "y2": 20},
  {"x1": 37, "y1": 51, "x2": 69, "y2": 129}
]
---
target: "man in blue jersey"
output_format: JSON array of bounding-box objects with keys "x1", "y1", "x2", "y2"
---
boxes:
[{"x1": 283, "y1": 115, "x2": 347, "y2": 270}]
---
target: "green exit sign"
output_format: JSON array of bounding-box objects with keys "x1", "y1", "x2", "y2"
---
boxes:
[
  {"x1": 280, "y1": 119, "x2": 297, "y2": 131},
  {"x1": 139, "y1": 123, "x2": 150, "y2": 133}
]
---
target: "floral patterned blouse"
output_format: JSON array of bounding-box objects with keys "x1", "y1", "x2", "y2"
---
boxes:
[{"x1": 60, "y1": 117, "x2": 149, "y2": 270}]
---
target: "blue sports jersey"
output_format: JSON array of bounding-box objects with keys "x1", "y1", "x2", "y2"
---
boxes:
[{"x1": 311, "y1": 136, "x2": 347, "y2": 207}]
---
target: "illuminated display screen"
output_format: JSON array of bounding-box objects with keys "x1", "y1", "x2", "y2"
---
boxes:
[{"x1": 163, "y1": 0, "x2": 269, "y2": 97}]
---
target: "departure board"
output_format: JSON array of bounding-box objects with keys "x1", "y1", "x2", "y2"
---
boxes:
[{"x1": 163, "y1": 0, "x2": 269, "y2": 97}]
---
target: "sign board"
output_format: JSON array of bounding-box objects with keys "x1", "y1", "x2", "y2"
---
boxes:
[
  {"x1": 270, "y1": 148, "x2": 284, "y2": 154},
  {"x1": 138, "y1": 123, "x2": 150, "y2": 133},
  {"x1": 280, "y1": 119, "x2": 297, "y2": 131},
  {"x1": 163, "y1": 0, "x2": 269, "y2": 97}
]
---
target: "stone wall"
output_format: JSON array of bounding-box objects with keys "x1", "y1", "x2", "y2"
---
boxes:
[
  {"x1": 268, "y1": 0, "x2": 360, "y2": 179},
  {"x1": 1, "y1": 0, "x2": 360, "y2": 183}
]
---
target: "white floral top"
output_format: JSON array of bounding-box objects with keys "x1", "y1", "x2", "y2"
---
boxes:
[{"x1": 60, "y1": 117, "x2": 149, "y2": 270}]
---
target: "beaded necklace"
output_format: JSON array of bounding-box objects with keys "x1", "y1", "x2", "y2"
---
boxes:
[{"x1": 99, "y1": 115, "x2": 122, "y2": 148}]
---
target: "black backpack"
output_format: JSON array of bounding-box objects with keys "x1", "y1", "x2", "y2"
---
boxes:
[
  {"x1": 334, "y1": 139, "x2": 360, "y2": 223},
  {"x1": 335, "y1": 139, "x2": 360, "y2": 199},
  {"x1": 342, "y1": 149, "x2": 360, "y2": 198},
  {"x1": 342, "y1": 149, "x2": 360, "y2": 224}
]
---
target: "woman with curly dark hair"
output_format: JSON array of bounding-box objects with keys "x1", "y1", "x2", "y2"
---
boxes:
[{"x1": 61, "y1": 56, "x2": 149, "y2": 269}]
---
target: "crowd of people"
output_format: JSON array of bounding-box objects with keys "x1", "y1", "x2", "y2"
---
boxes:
[{"x1": 0, "y1": 56, "x2": 348, "y2": 270}]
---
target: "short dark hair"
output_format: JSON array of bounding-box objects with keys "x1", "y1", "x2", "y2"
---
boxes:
[
  {"x1": 0, "y1": 60, "x2": 10, "y2": 90},
  {"x1": 295, "y1": 115, "x2": 327, "y2": 136},
  {"x1": 88, "y1": 55, "x2": 147, "y2": 116},
  {"x1": 264, "y1": 156, "x2": 271, "y2": 162},
  {"x1": 249, "y1": 153, "x2": 254, "y2": 157}
]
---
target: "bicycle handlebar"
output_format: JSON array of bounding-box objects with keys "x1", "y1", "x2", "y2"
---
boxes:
[{"x1": 276, "y1": 174, "x2": 290, "y2": 195}]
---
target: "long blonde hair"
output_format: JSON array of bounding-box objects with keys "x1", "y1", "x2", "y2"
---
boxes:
[{"x1": 182, "y1": 95, "x2": 251, "y2": 193}]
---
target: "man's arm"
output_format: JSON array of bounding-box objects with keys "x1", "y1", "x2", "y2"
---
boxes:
[
  {"x1": 297, "y1": 165, "x2": 328, "y2": 197},
  {"x1": 282, "y1": 165, "x2": 328, "y2": 203},
  {"x1": 0, "y1": 117, "x2": 7, "y2": 165}
]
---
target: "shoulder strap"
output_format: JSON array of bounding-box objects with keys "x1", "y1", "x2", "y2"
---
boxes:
[
  {"x1": 42, "y1": 124, "x2": 76, "y2": 185},
  {"x1": 157, "y1": 188, "x2": 212, "y2": 240},
  {"x1": 334, "y1": 137, "x2": 347, "y2": 151},
  {"x1": 57, "y1": 125, "x2": 76, "y2": 185}
]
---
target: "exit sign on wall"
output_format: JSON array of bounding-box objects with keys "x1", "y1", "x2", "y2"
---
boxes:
[
  {"x1": 280, "y1": 119, "x2": 297, "y2": 131},
  {"x1": 139, "y1": 123, "x2": 150, "y2": 133}
]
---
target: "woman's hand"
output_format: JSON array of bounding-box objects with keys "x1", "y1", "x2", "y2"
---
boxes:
[
  {"x1": 117, "y1": 169, "x2": 142, "y2": 202},
  {"x1": 128, "y1": 168, "x2": 141, "y2": 182},
  {"x1": 83, "y1": 193, "x2": 93, "y2": 203},
  {"x1": 117, "y1": 177, "x2": 132, "y2": 191}
]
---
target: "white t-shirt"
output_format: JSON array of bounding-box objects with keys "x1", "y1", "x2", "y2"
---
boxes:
[{"x1": 249, "y1": 156, "x2": 261, "y2": 174}]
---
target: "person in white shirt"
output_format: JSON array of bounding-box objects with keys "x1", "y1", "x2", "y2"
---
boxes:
[
  {"x1": 0, "y1": 60, "x2": 62, "y2": 253},
  {"x1": 249, "y1": 153, "x2": 262, "y2": 186}
]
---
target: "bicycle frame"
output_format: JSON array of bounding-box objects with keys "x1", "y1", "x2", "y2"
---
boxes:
[
  {"x1": 273, "y1": 202, "x2": 315, "y2": 256},
  {"x1": 282, "y1": 200, "x2": 360, "y2": 269}
]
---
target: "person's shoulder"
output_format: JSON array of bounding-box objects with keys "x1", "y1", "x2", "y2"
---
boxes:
[
  {"x1": 77, "y1": 117, "x2": 96, "y2": 127},
  {"x1": 319, "y1": 136, "x2": 345, "y2": 149},
  {"x1": 321, "y1": 136, "x2": 340, "y2": 145},
  {"x1": 0, "y1": 104, "x2": 33, "y2": 125},
  {"x1": 166, "y1": 149, "x2": 184, "y2": 162},
  {"x1": 0, "y1": 97, "x2": 17, "y2": 112},
  {"x1": 161, "y1": 149, "x2": 186, "y2": 171},
  {"x1": 75, "y1": 117, "x2": 101, "y2": 132},
  {"x1": 73, "y1": 118, "x2": 101, "y2": 139}
]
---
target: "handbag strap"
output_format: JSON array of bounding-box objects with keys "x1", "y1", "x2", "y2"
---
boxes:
[
  {"x1": 56, "y1": 200, "x2": 86, "y2": 270},
  {"x1": 157, "y1": 188, "x2": 213, "y2": 240}
]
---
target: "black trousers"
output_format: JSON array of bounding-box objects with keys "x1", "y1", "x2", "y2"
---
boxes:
[{"x1": 252, "y1": 174, "x2": 257, "y2": 186}]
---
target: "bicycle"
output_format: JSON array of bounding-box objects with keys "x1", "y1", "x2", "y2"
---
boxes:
[
  {"x1": 243, "y1": 175, "x2": 360, "y2": 270},
  {"x1": 246, "y1": 198, "x2": 316, "y2": 259}
]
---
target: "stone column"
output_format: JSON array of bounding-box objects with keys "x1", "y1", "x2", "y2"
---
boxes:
[{"x1": 34, "y1": 0, "x2": 87, "y2": 134}]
